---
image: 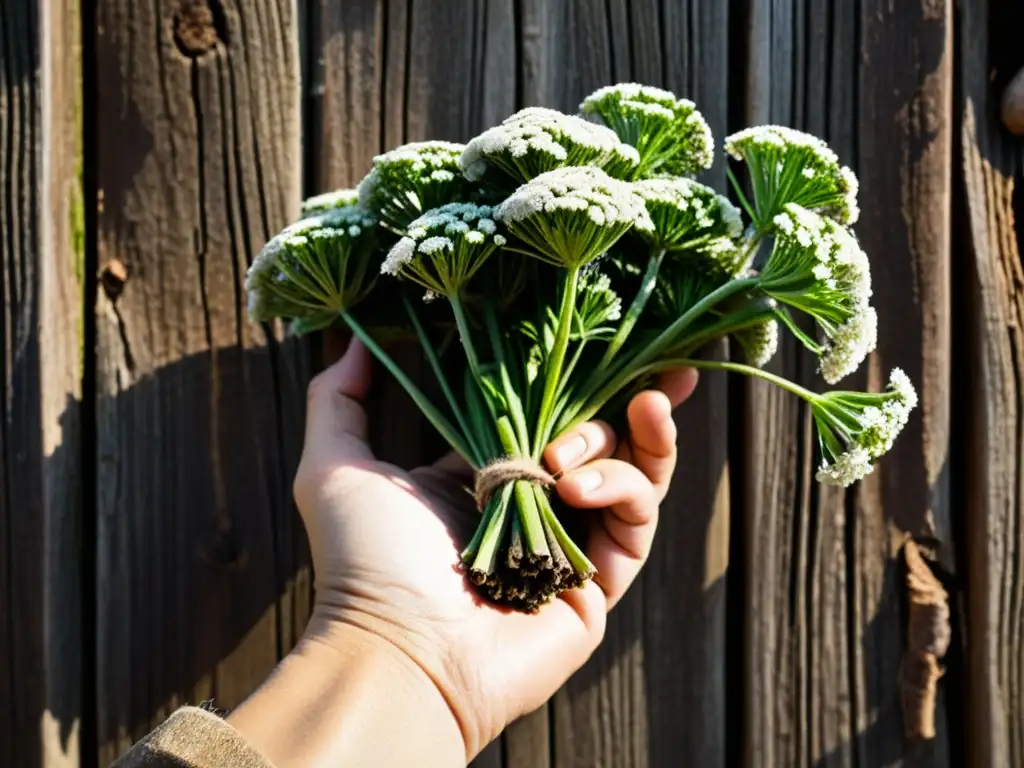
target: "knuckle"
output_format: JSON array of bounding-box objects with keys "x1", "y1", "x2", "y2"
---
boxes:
[{"x1": 306, "y1": 371, "x2": 330, "y2": 404}]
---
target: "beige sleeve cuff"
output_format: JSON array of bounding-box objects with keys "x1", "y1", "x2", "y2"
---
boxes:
[{"x1": 112, "y1": 707, "x2": 275, "y2": 768}]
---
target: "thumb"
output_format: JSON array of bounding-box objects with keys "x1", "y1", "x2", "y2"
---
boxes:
[{"x1": 302, "y1": 336, "x2": 374, "y2": 463}]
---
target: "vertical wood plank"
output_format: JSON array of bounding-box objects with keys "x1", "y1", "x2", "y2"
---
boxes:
[
  {"x1": 93, "y1": 0, "x2": 307, "y2": 761},
  {"x1": 855, "y1": 2, "x2": 953, "y2": 764},
  {"x1": 1, "y1": 0, "x2": 83, "y2": 765},
  {"x1": 740, "y1": 2, "x2": 858, "y2": 765},
  {"x1": 960, "y1": 0, "x2": 1024, "y2": 763},
  {"x1": 643, "y1": 3, "x2": 732, "y2": 767},
  {"x1": 742, "y1": 1, "x2": 954, "y2": 765}
]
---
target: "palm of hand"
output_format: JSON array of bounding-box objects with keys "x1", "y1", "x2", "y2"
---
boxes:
[{"x1": 298, "y1": 454, "x2": 604, "y2": 754}]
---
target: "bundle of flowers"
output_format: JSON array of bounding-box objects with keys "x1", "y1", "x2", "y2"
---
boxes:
[{"x1": 246, "y1": 83, "x2": 916, "y2": 612}]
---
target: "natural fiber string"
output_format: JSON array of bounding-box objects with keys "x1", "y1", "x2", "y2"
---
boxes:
[
  {"x1": 900, "y1": 539, "x2": 951, "y2": 740},
  {"x1": 474, "y1": 458, "x2": 559, "y2": 511}
]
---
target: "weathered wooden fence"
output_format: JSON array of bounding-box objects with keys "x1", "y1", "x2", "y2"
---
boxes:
[{"x1": 2, "y1": 0, "x2": 1023, "y2": 765}]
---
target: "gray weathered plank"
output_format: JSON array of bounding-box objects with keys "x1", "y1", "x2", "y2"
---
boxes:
[
  {"x1": 960, "y1": 0, "x2": 1024, "y2": 764},
  {"x1": 741, "y1": 2, "x2": 856, "y2": 765},
  {"x1": 854, "y1": 2, "x2": 953, "y2": 764},
  {"x1": 93, "y1": 0, "x2": 307, "y2": 761},
  {"x1": 0, "y1": 1, "x2": 83, "y2": 765},
  {"x1": 642, "y1": 3, "x2": 732, "y2": 767},
  {"x1": 742, "y1": 1, "x2": 954, "y2": 765}
]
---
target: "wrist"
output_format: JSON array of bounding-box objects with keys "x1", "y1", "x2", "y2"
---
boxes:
[{"x1": 227, "y1": 616, "x2": 466, "y2": 767}]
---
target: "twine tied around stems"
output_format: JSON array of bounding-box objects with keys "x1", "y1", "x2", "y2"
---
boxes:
[
  {"x1": 899, "y1": 539, "x2": 951, "y2": 740},
  {"x1": 474, "y1": 458, "x2": 560, "y2": 511}
]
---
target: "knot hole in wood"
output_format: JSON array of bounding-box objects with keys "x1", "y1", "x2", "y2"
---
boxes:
[{"x1": 173, "y1": 0, "x2": 229, "y2": 57}]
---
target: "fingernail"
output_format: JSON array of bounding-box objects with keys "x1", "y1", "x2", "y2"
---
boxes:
[
  {"x1": 572, "y1": 470, "x2": 603, "y2": 494},
  {"x1": 554, "y1": 435, "x2": 587, "y2": 467}
]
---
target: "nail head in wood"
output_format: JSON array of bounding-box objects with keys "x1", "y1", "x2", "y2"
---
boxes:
[{"x1": 1002, "y1": 67, "x2": 1024, "y2": 136}]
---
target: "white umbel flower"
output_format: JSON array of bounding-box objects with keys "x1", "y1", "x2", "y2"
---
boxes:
[
  {"x1": 461, "y1": 107, "x2": 639, "y2": 184},
  {"x1": 819, "y1": 306, "x2": 877, "y2": 384},
  {"x1": 382, "y1": 202, "x2": 507, "y2": 296},
  {"x1": 815, "y1": 445, "x2": 873, "y2": 486},
  {"x1": 581, "y1": 83, "x2": 714, "y2": 177},
  {"x1": 358, "y1": 141, "x2": 469, "y2": 232},
  {"x1": 726, "y1": 125, "x2": 859, "y2": 226},
  {"x1": 814, "y1": 367, "x2": 918, "y2": 487},
  {"x1": 760, "y1": 204, "x2": 876, "y2": 381},
  {"x1": 246, "y1": 204, "x2": 380, "y2": 329},
  {"x1": 495, "y1": 166, "x2": 652, "y2": 268},
  {"x1": 735, "y1": 317, "x2": 780, "y2": 367},
  {"x1": 633, "y1": 177, "x2": 743, "y2": 251}
]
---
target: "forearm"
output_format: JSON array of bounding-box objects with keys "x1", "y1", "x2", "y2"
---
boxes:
[{"x1": 227, "y1": 617, "x2": 466, "y2": 768}]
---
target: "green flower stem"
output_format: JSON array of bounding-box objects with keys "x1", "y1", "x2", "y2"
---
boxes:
[
  {"x1": 483, "y1": 303, "x2": 531, "y2": 453},
  {"x1": 451, "y1": 294, "x2": 485, "y2": 381},
  {"x1": 596, "y1": 248, "x2": 665, "y2": 369},
  {"x1": 464, "y1": 366, "x2": 501, "y2": 459},
  {"x1": 774, "y1": 306, "x2": 823, "y2": 354},
  {"x1": 340, "y1": 310, "x2": 475, "y2": 463},
  {"x1": 556, "y1": 339, "x2": 588, "y2": 402},
  {"x1": 490, "y1": 414, "x2": 551, "y2": 559},
  {"x1": 659, "y1": 358, "x2": 818, "y2": 401},
  {"x1": 669, "y1": 304, "x2": 777, "y2": 356},
  {"x1": 515, "y1": 481, "x2": 550, "y2": 560},
  {"x1": 460, "y1": 503, "x2": 490, "y2": 561},
  {"x1": 402, "y1": 296, "x2": 484, "y2": 466},
  {"x1": 533, "y1": 485, "x2": 594, "y2": 575},
  {"x1": 533, "y1": 266, "x2": 582, "y2": 459},
  {"x1": 470, "y1": 483, "x2": 515, "y2": 574},
  {"x1": 557, "y1": 276, "x2": 760, "y2": 433},
  {"x1": 727, "y1": 166, "x2": 759, "y2": 226}
]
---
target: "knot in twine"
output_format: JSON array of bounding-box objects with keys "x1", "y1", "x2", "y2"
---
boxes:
[
  {"x1": 474, "y1": 458, "x2": 560, "y2": 511},
  {"x1": 900, "y1": 539, "x2": 951, "y2": 741}
]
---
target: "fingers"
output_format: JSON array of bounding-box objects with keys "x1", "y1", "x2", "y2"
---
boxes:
[
  {"x1": 622, "y1": 390, "x2": 678, "y2": 500},
  {"x1": 555, "y1": 458, "x2": 660, "y2": 608},
  {"x1": 543, "y1": 420, "x2": 617, "y2": 474},
  {"x1": 655, "y1": 367, "x2": 699, "y2": 408},
  {"x1": 302, "y1": 337, "x2": 374, "y2": 463}
]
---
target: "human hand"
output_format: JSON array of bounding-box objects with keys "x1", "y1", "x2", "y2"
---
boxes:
[{"x1": 229, "y1": 337, "x2": 697, "y2": 766}]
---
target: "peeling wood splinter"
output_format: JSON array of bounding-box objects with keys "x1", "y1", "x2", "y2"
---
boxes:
[{"x1": 900, "y1": 540, "x2": 951, "y2": 740}]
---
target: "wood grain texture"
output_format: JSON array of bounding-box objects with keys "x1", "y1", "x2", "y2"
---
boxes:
[
  {"x1": 960, "y1": 0, "x2": 1024, "y2": 764},
  {"x1": 855, "y1": 2, "x2": 953, "y2": 764},
  {"x1": 642, "y1": 2, "x2": 732, "y2": 766},
  {"x1": 0, "y1": 1, "x2": 83, "y2": 765},
  {"x1": 741, "y1": 2, "x2": 858, "y2": 765},
  {"x1": 93, "y1": 0, "x2": 308, "y2": 762}
]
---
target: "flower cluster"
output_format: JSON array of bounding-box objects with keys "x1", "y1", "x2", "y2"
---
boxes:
[
  {"x1": 495, "y1": 166, "x2": 653, "y2": 267},
  {"x1": 726, "y1": 125, "x2": 859, "y2": 227},
  {"x1": 574, "y1": 271, "x2": 623, "y2": 339},
  {"x1": 245, "y1": 82, "x2": 914, "y2": 612},
  {"x1": 358, "y1": 141, "x2": 470, "y2": 232},
  {"x1": 814, "y1": 368, "x2": 918, "y2": 486},
  {"x1": 461, "y1": 107, "x2": 640, "y2": 184},
  {"x1": 581, "y1": 83, "x2": 714, "y2": 177},
  {"x1": 246, "y1": 204, "x2": 379, "y2": 332},
  {"x1": 735, "y1": 317, "x2": 780, "y2": 368},
  {"x1": 634, "y1": 177, "x2": 743, "y2": 252},
  {"x1": 382, "y1": 202, "x2": 507, "y2": 297},
  {"x1": 760, "y1": 204, "x2": 875, "y2": 383}
]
